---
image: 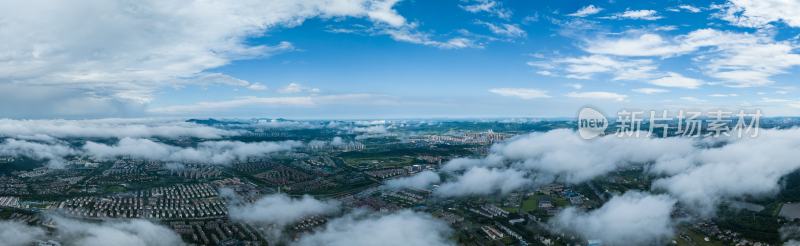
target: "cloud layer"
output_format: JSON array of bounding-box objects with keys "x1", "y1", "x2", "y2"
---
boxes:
[
  {"x1": 53, "y1": 216, "x2": 186, "y2": 246},
  {"x1": 294, "y1": 210, "x2": 454, "y2": 246},
  {"x1": 0, "y1": 216, "x2": 185, "y2": 246},
  {"x1": 229, "y1": 193, "x2": 340, "y2": 227},
  {"x1": 435, "y1": 167, "x2": 531, "y2": 197},
  {"x1": 0, "y1": 221, "x2": 46, "y2": 246},
  {"x1": 83, "y1": 138, "x2": 301, "y2": 164},
  {"x1": 441, "y1": 129, "x2": 694, "y2": 185},
  {"x1": 0, "y1": 119, "x2": 235, "y2": 139},
  {"x1": 551, "y1": 191, "x2": 676, "y2": 245},
  {"x1": 0, "y1": 0, "x2": 406, "y2": 109},
  {"x1": 385, "y1": 170, "x2": 441, "y2": 190},
  {"x1": 438, "y1": 128, "x2": 800, "y2": 219},
  {"x1": 0, "y1": 138, "x2": 78, "y2": 168},
  {"x1": 652, "y1": 129, "x2": 800, "y2": 215}
]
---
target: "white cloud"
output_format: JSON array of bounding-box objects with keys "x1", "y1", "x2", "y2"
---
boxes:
[
  {"x1": 150, "y1": 96, "x2": 315, "y2": 114},
  {"x1": 0, "y1": 120, "x2": 305, "y2": 168},
  {"x1": 0, "y1": 84, "x2": 150, "y2": 118},
  {"x1": 679, "y1": 96, "x2": 706, "y2": 102},
  {"x1": 459, "y1": 0, "x2": 512, "y2": 19},
  {"x1": 715, "y1": 0, "x2": 800, "y2": 28},
  {"x1": 477, "y1": 22, "x2": 526, "y2": 38},
  {"x1": 331, "y1": 136, "x2": 346, "y2": 146},
  {"x1": 676, "y1": 5, "x2": 701, "y2": 13},
  {"x1": 0, "y1": 139, "x2": 77, "y2": 168},
  {"x1": 439, "y1": 128, "x2": 800, "y2": 221},
  {"x1": 649, "y1": 72, "x2": 703, "y2": 89},
  {"x1": 353, "y1": 125, "x2": 388, "y2": 134},
  {"x1": 654, "y1": 25, "x2": 678, "y2": 31},
  {"x1": 584, "y1": 33, "x2": 695, "y2": 57},
  {"x1": 652, "y1": 129, "x2": 800, "y2": 215},
  {"x1": 83, "y1": 138, "x2": 301, "y2": 165},
  {"x1": 537, "y1": 55, "x2": 658, "y2": 80},
  {"x1": 607, "y1": 9, "x2": 662, "y2": 20},
  {"x1": 761, "y1": 97, "x2": 792, "y2": 103},
  {"x1": 668, "y1": 5, "x2": 702, "y2": 13},
  {"x1": 441, "y1": 156, "x2": 504, "y2": 173},
  {"x1": 0, "y1": 221, "x2": 45, "y2": 246},
  {"x1": 584, "y1": 29, "x2": 800, "y2": 87},
  {"x1": 709, "y1": 93, "x2": 738, "y2": 97},
  {"x1": 383, "y1": 26, "x2": 482, "y2": 49},
  {"x1": 566, "y1": 91, "x2": 628, "y2": 101},
  {"x1": 633, "y1": 88, "x2": 669, "y2": 94},
  {"x1": 568, "y1": 5, "x2": 603, "y2": 17},
  {"x1": 1, "y1": 216, "x2": 185, "y2": 246},
  {"x1": 385, "y1": 170, "x2": 441, "y2": 190},
  {"x1": 247, "y1": 83, "x2": 268, "y2": 91},
  {"x1": 566, "y1": 83, "x2": 583, "y2": 90},
  {"x1": 326, "y1": 18, "x2": 481, "y2": 50},
  {"x1": 490, "y1": 129, "x2": 694, "y2": 183},
  {"x1": 437, "y1": 129, "x2": 695, "y2": 187},
  {"x1": 354, "y1": 120, "x2": 387, "y2": 126},
  {"x1": 0, "y1": 0, "x2": 412, "y2": 117},
  {"x1": 489, "y1": 88, "x2": 550, "y2": 99},
  {"x1": 689, "y1": 30, "x2": 800, "y2": 87},
  {"x1": 435, "y1": 167, "x2": 531, "y2": 197},
  {"x1": 51, "y1": 216, "x2": 185, "y2": 246},
  {"x1": 147, "y1": 94, "x2": 382, "y2": 115},
  {"x1": 295, "y1": 210, "x2": 454, "y2": 246},
  {"x1": 551, "y1": 191, "x2": 676, "y2": 245},
  {"x1": 229, "y1": 193, "x2": 340, "y2": 227},
  {"x1": 278, "y1": 83, "x2": 320, "y2": 94},
  {"x1": 189, "y1": 73, "x2": 273, "y2": 91},
  {"x1": 0, "y1": 118, "x2": 235, "y2": 139}
]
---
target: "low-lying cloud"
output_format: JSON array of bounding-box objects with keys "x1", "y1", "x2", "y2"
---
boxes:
[
  {"x1": 438, "y1": 128, "x2": 800, "y2": 218},
  {"x1": 52, "y1": 216, "x2": 186, "y2": 246},
  {"x1": 0, "y1": 137, "x2": 303, "y2": 168},
  {"x1": 0, "y1": 216, "x2": 185, "y2": 246},
  {"x1": 0, "y1": 118, "x2": 235, "y2": 139},
  {"x1": 652, "y1": 128, "x2": 800, "y2": 215},
  {"x1": 385, "y1": 170, "x2": 441, "y2": 190},
  {"x1": 0, "y1": 138, "x2": 77, "y2": 168},
  {"x1": 550, "y1": 191, "x2": 676, "y2": 246},
  {"x1": 83, "y1": 138, "x2": 302, "y2": 164},
  {"x1": 294, "y1": 210, "x2": 454, "y2": 246},
  {"x1": 440, "y1": 156, "x2": 503, "y2": 173},
  {"x1": 229, "y1": 193, "x2": 340, "y2": 227},
  {"x1": 435, "y1": 167, "x2": 531, "y2": 197},
  {"x1": 0, "y1": 221, "x2": 46, "y2": 246},
  {"x1": 491, "y1": 129, "x2": 694, "y2": 183}
]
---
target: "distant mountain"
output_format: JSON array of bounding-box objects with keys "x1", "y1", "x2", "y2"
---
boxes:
[{"x1": 186, "y1": 118, "x2": 226, "y2": 126}]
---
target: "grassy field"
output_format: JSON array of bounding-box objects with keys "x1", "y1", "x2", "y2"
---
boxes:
[
  {"x1": 102, "y1": 184, "x2": 127, "y2": 193},
  {"x1": 501, "y1": 206, "x2": 519, "y2": 213},
  {"x1": 520, "y1": 194, "x2": 571, "y2": 212},
  {"x1": 341, "y1": 156, "x2": 416, "y2": 169},
  {"x1": 521, "y1": 195, "x2": 540, "y2": 212}
]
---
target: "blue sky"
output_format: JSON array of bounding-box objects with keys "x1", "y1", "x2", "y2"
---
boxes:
[{"x1": 1, "y1": 0, "x2": 800, "y2": 119}]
